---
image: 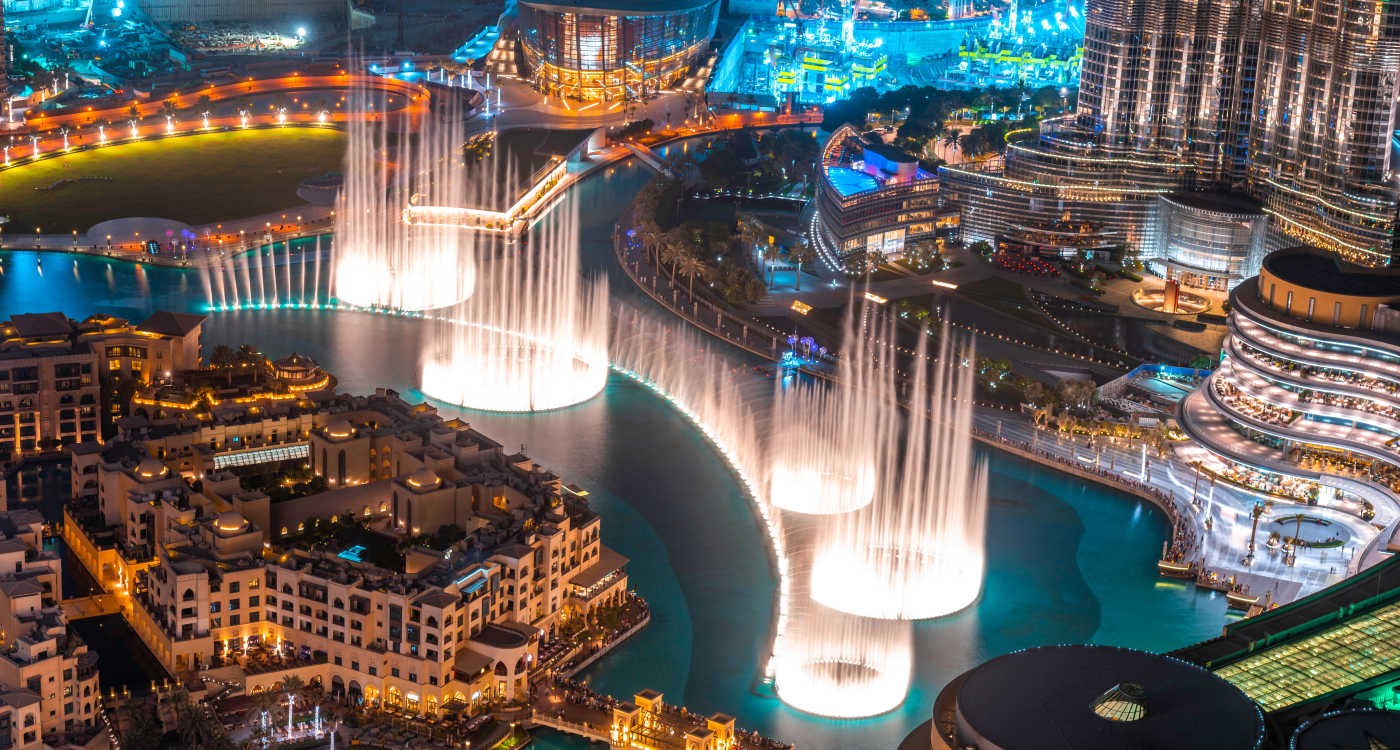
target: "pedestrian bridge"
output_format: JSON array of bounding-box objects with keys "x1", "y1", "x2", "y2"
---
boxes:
[{"x1": 60, "y1": 593, "x2": 121, "y2": 621}]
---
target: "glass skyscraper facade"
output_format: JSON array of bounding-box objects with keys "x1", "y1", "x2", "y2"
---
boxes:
[
  {"x1": 944, "y1": 0, "x2": 1400, "y2": 268},
  {"x1": 515, "y1": 0, "x2": 720, "y2": 102}
]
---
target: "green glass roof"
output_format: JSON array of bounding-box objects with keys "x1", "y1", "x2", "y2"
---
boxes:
[{"x1": 1213, "y1": 600, "x2": 1400, "y2": 712}]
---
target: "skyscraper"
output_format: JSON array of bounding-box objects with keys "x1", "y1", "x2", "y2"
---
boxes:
[
  {"x1": 941, "y1": 0, "x2": 1400, "y2": 269},
  {"x1": 1246, "y1": 0, "x2": 1400, "y2": 265},
  {"x1": 1076, "y1": 0, "x2": 1256, "y2": 183}
]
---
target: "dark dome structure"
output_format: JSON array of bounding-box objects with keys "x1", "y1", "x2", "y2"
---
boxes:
[{"x1": 949, "y1": 645, "x2": 1265, "y2": 750}]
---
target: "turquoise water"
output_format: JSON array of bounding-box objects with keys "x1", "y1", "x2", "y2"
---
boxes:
[
  {"x1": 825, "y1": 166, "x2": 880, "y2": 197},
  {"x1": 0, "y1": 159, "x2": 1231, "y2": 749}
]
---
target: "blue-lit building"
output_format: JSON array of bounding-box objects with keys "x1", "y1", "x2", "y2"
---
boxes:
[
  {"x1": 814, "y1": 125, "x2": 951, "y2": 265},
  {"x1": 513, "y1": 0, "x2": 720, "y2": 102}
]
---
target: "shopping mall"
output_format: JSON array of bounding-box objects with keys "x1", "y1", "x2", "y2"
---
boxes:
[
  {"x1": 512, "y1": 0, "x2": 720, "y2": 102},
  {"x1": 1178, "y1": 247, "x2": 1400, "y2": 504}
]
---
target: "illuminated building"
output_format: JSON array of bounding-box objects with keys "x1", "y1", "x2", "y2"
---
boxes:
[
  {"x1": 1179, "y1": 247, "x2": 1400, "y2": 504},
  {"x1": 814, "y1": 125, "x2": 950, "y2": 264},
  {"x1": 948, "y1": 37, "x2": 1081, "y2": 87},
  {"x1": 943, "y1": 0, "x2": 1400, "y2": 268},
  {"x1": 0, "y1": 311, "x2": 203, "y2": 456},
  {"x1": 0, "y1": 509, "x2": 100, "y2": 747},
  {"x1": 923, "y1": 645, "x2": 1264, "y2": 750},
  {"x1": 921, "y1": 553, "x2": 1400, "y2": 749},
  {"x1": 1245, "y1": 0, "x2": 1400, "y2": 266},
  {"x1": 64, "y1": 385, "x2": 629, "y2": 711},
  {"x1": 512, "y1": 0, "x2": 720, "y2": 102},
  {"x1": 136, "y1": 0, "x2": 344, "y2": 24},
  {"x1": 1147, "y1": 192, "x2": 1269, "y2": 291}
]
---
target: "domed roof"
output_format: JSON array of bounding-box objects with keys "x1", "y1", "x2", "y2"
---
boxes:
[
  {"x1": 215, "y1": 511, "x2": 248, "y2": 534},
  {"x1": 407, "y1": 466, "x2": 440, "y2": 491},
  {"x1": 324, "y1": 418, "x2": 355, "y2": 440},
  {"x1": 135, "y1": 457, "x2": 168, "y2": 480}
]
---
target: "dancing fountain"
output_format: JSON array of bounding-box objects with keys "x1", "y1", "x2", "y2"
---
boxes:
[
  {"x1": 331, "y1": 86, "x2": 475, "y2": 311},
  {"x1": 809, "y1": 326, "x2": 989, "y2": 620},
  {"x1": 421, "y1": 201, "x2": 609, "y2": 412},
  {"x1": 201, "y1": 236, "x2": 329, "y2": 311},
  {"x1": 771, "y1": 601, "x2": 913, "y2": 719},
  {"x1": 765, "y1": 305, "x2": 897, "y2": 515}
]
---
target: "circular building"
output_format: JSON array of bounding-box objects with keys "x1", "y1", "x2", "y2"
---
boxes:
[
  {"x1": 515, "y1": 0, "x2": 720, "y2": 102},
  {"x1": 930, "y1": 645, "x2": 1264, "y2": 750},
  {"x1": 1292, "y1": 709, "x2": 1400, "y2": 749},
  {"x1": 1148, "y1": 191, "x2": 1268, "y2": 291}
]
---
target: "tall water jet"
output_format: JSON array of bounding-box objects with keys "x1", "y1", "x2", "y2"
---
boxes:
[
  {"x1": 421, "y1": 200, "x2": 608, "y2": 412},
  {"x1": 332, "y1": 82, "x2": 474, "y2": 310},
  {"x1": 809, "y1": 325, "x2": 989, "y2": 620},
  {"x1": 772, "y1": 601, "x2": 912, "y2": 718},
  {"x1": 765, "y1": 303, "x2": 897, "y2": 515}
]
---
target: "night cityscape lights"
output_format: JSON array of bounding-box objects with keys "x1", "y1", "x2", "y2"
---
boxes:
[{"x1": 10, "y1": 0, "x2": 1400, "y2": 745}]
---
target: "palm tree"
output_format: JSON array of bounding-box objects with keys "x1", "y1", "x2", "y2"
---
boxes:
[
  {"x1": 209, "y1": 345, "x2": 237, "y2": 386},
  {"x1": 675, "y1": 254, "x2": 711, "y2": 298},
  {"x1": 660, "y1": 228, "x2": 693, "y2": 283}
]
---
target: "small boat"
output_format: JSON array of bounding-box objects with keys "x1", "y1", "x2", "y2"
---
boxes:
[
  {"x1": 1227, "y1": 590, "x2": 1260, "y2": 610},
  {"x1": 1158, "y1": 559, "x2": 1195, "y2": 578}
]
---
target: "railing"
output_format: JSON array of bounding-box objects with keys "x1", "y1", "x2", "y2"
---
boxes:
[{"x1": 612, "y1": 211, "x2": 786, "y2": 363}]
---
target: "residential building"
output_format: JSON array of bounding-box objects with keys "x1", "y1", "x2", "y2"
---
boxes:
[
  {"x1": 65, "y1": 387, "x2": 628, "y2": 716},
  {"x1": 0, "y1": 311, "x2": 204, "y2": 456}
]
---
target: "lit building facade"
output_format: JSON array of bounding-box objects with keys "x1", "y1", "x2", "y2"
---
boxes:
[
  {"x1": 514, "y1": 0, "x2": 720, "y2": 102},
  {"x1": 1246, "y1": 0, "x2": 1400, "y2": 265},
  {"x1": 814, "y1": 125, "x2": 950, "y2": 264},
  {"x1": 0, "y1": 311, "x2": 203, "y2": 456},
  {"x1": 1179, "y1": 247, "x2": 1400, "y2": 502},
  {"x1": 64, "y1": 387, "x2": 629, "y2": 715},
  {"x1": 1148, "y1": 192, "x2": 1269, "y2": 291},
  {"x1": 943, "y1": 0, "x2": 1400, "y2": 267}
]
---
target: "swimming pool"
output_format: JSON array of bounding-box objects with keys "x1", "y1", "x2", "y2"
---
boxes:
[
  {"x1": 826, "y1": 166, "x2": 880, "y2": 197},
  {"x1": 1136, "y1": 375, "x2": 1195, "y2": 399}
]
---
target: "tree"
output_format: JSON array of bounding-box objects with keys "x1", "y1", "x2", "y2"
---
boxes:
[
  {"x1": 675, "y1": 253, "x2": 712, "y2": 298},
  {"x1": 659, "y1": 228, "x2": 693, "y2": 283},
  {"x1": 787, "y1": 242, "x2": 816, "y2": 291},
  {"x1": 209, "y1": 344, "x2": 238, "y2": 386},
  {"x1": 122, "y1": 697, "x2": 165, "y2": 749},
  {"x1": 1023, "y1": 380, "x2": 1052, "y2": 409},
  {"x1": 1055, "y1": 377, "x2": 1098, "y2": 412}
]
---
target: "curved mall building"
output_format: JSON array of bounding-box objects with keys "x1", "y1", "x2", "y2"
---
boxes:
[
  {"x1": 513, "y1": 0, "x2": 720, "y2": 101},
  {"x1": 1179, "y1": 247, "x2": 1400, "y2": 500},
  {"x1": 814, "y1": 125, "x2": 949, "y2": 263}
]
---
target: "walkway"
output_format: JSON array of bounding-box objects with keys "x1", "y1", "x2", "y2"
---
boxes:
[
  {"x1": 61, "y1": 593, "x2": 121, "y2": 621},
  {"x1": 609, "y1": 193, "x2": 1383, "y2": 609}
]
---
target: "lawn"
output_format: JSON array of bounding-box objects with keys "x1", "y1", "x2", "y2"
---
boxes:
[{"x1": 0, "y1": 128, "x2": 347, "y2": 234}]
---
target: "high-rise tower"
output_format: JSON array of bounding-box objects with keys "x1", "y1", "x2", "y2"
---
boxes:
[
  {"x1": 1076, "y1": 0, "x2": 1257, "y2": 184},
  {"x1": 1246, "y1": 0, "x2": 1400, "y2": 265},
  {"x1": 941, "y1": 0, "x2": 1400, "y2": 270}
]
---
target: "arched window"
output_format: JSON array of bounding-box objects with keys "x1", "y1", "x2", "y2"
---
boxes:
[{"x1": 182, "y1": 589, "x2": 195, "y2": 602}]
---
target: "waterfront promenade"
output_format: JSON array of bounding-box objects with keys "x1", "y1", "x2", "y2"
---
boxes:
[{"x1": 610, "y1": 205, "x2": 1392, "y2": 611}]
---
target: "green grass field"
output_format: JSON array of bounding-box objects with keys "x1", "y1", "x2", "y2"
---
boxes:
[{"x1": 0, "y1": 128, "x2": 347, "y2": 234}]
